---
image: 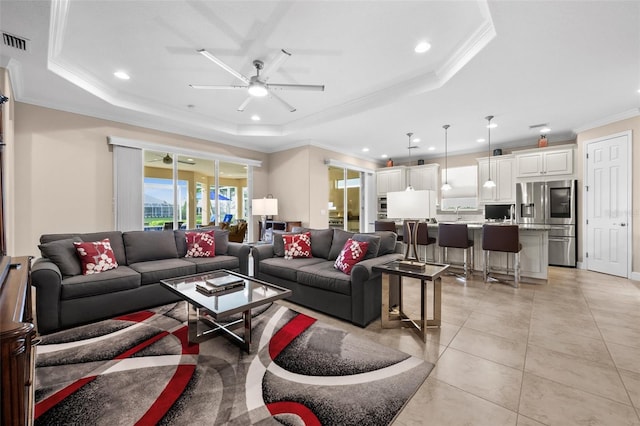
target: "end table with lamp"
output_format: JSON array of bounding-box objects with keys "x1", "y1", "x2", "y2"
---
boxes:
[{"x1": 252, "y1": 197, "x2": 278, "y2": 242}]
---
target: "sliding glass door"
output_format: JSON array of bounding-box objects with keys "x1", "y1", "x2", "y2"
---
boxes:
[{"x1": 328, "y1": 166, "x2": 362, "y2": 232}]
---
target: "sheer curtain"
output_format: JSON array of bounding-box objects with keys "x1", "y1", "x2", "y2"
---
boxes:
[{"x1": 112, "y1": 145, "x2": 143, "y2": 231}]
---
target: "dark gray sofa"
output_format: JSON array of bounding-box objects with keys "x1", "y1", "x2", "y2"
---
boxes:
[
  {"x1": 251, "y1": 228, "x2": 403, "y2": 327},
  {"x1": 32, "y1": 228, "x2": 250, "y2": 334}
]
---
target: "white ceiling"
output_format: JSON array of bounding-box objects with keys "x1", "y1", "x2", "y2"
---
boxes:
[{"x1": 1, "y1": 0, "x2": 639, "y2": 164}]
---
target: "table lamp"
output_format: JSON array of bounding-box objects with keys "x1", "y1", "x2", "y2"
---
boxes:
[
  {"x1": 252, "y1": 197, "x2": 278, "y2": 241},
  {"x1": 387, "y1": 190, "x2": 433, "y2": 270}
]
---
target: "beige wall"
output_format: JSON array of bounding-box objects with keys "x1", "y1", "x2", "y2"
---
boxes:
[
  {"x1": 576, "y1": 116, "x2": 640, "y2": 273},
  {"x1": 267, "y1": 145, "x2": 378, "y2": 229},
  {"x1": 13, "y1": 102, "x2": 269, "y2": 257}
]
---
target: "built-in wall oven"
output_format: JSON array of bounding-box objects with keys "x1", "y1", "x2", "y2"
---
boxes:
[
  {"x1": 377, "y1": 196, "x2": 388, "y2": 219},
  {"x1": 516, "y1": 179, "x2": 577, "y2": 267}
]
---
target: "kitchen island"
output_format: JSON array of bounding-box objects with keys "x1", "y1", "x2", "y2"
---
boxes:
[{"x1": 424, "y1": 222, "x2": 549, "y2": 284}]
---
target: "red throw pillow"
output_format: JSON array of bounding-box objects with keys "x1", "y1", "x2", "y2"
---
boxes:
[
  {"x1": 283, "y1": 232, "x2": 312, "y2": 260},
  {"x1": 334, "y1": 238, "x2": 369, "y2": 275},
  {"x1": 185, "y1": 230, "x2": 216, "y2": 258},
  {"x1": 73, "y1": 238, "x2": 119, "y2": 275}
]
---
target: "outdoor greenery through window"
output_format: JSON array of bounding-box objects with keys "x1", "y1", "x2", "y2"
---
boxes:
[{"x1": 143, "y1": 151, "x2": 249, "y2": 231}]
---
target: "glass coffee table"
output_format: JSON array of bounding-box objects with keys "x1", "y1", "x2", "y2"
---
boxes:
[{"x1": 160, "y1": 270, "x2": 291, "y2": 353}]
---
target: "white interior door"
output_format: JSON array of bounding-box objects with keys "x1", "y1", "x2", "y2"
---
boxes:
[{"x1": 585, "y1": 132, "x2": 631, "y2": 277}]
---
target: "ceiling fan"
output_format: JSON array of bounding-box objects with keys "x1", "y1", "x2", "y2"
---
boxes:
[
  {"x1": 189, "y1": 49, "x2": 325, "y2": 112},
  {"x1": 147, "y1": 153, "x2": 195, "y2": 165}
]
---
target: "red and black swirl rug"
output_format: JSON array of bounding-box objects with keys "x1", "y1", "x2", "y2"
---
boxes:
[{"x1": 34, "y1": 302, "x2": 433, "y2": 425}]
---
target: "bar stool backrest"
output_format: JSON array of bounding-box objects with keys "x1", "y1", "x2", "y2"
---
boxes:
[
  {"x1": 482, "y1": 224, "x2": 520, "y2": 253},
  {"x1": 374, "y1": 221, "x2": 397, "y2": 232},
  {"x1": 438, "y1": 223, "x2": 471, "y2": 249}
]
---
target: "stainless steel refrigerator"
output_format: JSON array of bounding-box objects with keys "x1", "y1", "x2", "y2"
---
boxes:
[{"x1": 516, "y1": 180, "x2": 577, "y2": 267}]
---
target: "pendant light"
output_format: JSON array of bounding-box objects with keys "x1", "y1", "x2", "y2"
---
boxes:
[
  {"x1": 405, "y1": 132, "x2": 414, "y2": 191},
  {"x1": 483, "y1": 115, "x2": 496, "y2": 188},
  {"x1": 441, "y1": 125, "x2": 452, "y2": 191}
]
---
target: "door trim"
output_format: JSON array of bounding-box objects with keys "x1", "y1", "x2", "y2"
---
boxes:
[{"x1": 582, "y1": 130, "x2": 633, "y2": 278}]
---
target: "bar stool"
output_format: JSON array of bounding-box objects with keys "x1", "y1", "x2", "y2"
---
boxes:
[
  {"x1": 374, "y1": 220, "x2": 397, "y2": 232},
  {"x1": 404, "y1": 222, "x2": 436, "y2": 262},
  {"x1": 438, "y1": 223, "x2": 474, "y2": 278},
  {"x1": 482, "y1": 224, "x2": 522, "y2": 288}
]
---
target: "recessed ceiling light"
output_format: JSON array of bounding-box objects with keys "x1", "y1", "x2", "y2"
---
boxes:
[
  {"x1": 362, "y1": 147, "x2": 370, "y2": 152},
  {"x1": 540, "y1": 127, "x2": 551, "y2": 133},
  {"x1": 477, "y1": 138, "x2": 485, "y2": 143},
  {"x1": 251, "y1": 115, "x2": 261, "y2": 121},
  {"x1": 428, "y1": 146, "x2": 435, "y2": 151},
  {"x1": 412, "y1": 138, "x2": 421, "y2": 143},
  {"x1": 114, "y1": 71, "x2": 130, "y2": 80},
  {"x1": 414, "y1": 41, "x2": 431, "y2": 53},
  {"x1": 381, "y1": 154, "x2": 388, "y2": 158}
]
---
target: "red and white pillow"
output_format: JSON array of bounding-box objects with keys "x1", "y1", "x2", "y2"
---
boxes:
[
  {"x1": 334, "y1": 239, "x2": 369, "y2": 275},
  {"x1": 185, "y1": 230, "x2": 216, "y2": 258},
  {"x1": 283, "y1": 232, "x2": 312, "y2": 260},
  {"x1": 73, "y1": 238, "x2": 119, "y2": 275}
]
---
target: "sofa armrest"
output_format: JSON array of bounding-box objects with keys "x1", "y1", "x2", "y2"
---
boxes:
[
  {"x1": 351, "y1": 252, "x2": 404, "y2": 283},
  {"x1": 250, "y1": 244, "x2": 275, "y2": 276},
  {"x1": 31, "y1": 258, "x2": 63, "y2": 334},
  {"x1": 227, "y1": 242, "x2": 251, "y2": 275}
]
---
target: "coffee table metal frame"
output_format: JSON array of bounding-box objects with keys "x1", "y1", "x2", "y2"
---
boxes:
[
  {"x1": 373, "y1": 261, "x2": 449, "y2": 342},
  {"x1": 160, "y1": 270, "x2": 291, "y2": 352}
]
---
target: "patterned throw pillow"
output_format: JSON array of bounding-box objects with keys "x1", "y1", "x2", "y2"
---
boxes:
[
  {"x1": 334, "y1": 239, "x2": 369, "y2": 275},
  {"x1": 185, "y1": 230, "x2": 216, "y2": 258},
  {"x1": 282, "y1": 232, "x2": 312, "y2": 260},
  {"x1": 73, "y1": 238, "x2": 119, "y2": 275}
]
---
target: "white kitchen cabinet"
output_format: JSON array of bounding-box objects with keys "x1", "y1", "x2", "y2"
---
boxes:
[
  {"x1": 477, "y1": 155, "x2": 515, "y2": 204},
  {"x1": 515, "y1": 147, "x2": 574, "y2": 178},
  {"x1": 407, "y1": 164, "x2": 439, "y2": 191},
  {"x1": 376, "y1": 166, "x2": 406, "y2": 196}
]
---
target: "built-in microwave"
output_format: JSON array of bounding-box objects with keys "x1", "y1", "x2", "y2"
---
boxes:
[{"x1": 377, "y1": 196, "x2": 387, "y2": 219}]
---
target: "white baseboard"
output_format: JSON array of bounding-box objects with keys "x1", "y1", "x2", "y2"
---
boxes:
[{"x1": 631, "y1": 271, "x2": 640, "y2": 282}]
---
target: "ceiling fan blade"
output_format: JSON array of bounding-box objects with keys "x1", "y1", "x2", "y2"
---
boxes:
[
  {"x1": 261, "y1": 49, "x2": 291, "y2": 80},
  {"x1": 237, "y1": 97, "x2": 253, "y2": 112},
  {"x1": 178, "y1": 160, "x2": 195, "y2": 165},
  {"x1": 266, "y1": 83, "x2": 325, "y2": 92},
  {"x1": 197, "y1": 49, "x2": 250, "y2": 84},
  {"x1": 189, "y1": 84, "x2": 248, "y2": 90},
  {"x1": 269, "y1": 92, "x2": 297, "y2": 112}
]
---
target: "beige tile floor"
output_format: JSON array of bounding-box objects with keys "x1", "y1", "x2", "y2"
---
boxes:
[{"x1": 280, "y1": 266, "x2": 640, "y2": 425}]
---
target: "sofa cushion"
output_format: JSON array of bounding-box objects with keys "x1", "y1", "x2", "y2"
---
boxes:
[
  {"x1": 175, "y1": 229, "x2": 229, "y2": 256},
  {"x1": 291, "y1": 227, "x2": 334, "y2": 259},
  {"x1": 41, "y1": 231, "x2": 127, "y2": 266},
  {"x1": 334, "y1": 239, "x2": 369, "y2": 275},
  {"x1": 328, "y1": 229, "x2": 355, "y2": 260},
  {"x1": 182, "y1": 255, "x2": 240, "y2": 273},
  {"x1": 297, "y1": 262, "x2": 352, "y2": 295},
  {"x1": 128, "y1": 259, "x2": 197, "y2": 285},
  {"x1": 185, "y1": 230, "x2": 216, "y2": 258},
  {"x1": 123, "y1": 231, "x2": 178, "y2": 263},
  {"x1": 259, "y1": 257, "x2": 325, "y2": 282},
  {"x1": 353, "y1": 233, "x2": 381, "y2": 259},
  {"x1": 272, "y1": 231, "x2": 291, "y2": 257},
  {"x1": 74, "y1": 239, "x2": 119, "y2": 275},
  {"x1": 375, "y1": 231, "x2": 399, "y2": 255},
  {"x1": 283, "y1": 232, "x2": 312, "y2": 259},
  {"x1": 38, "y1": 237, "x2": 83, "y2": 277},
  {"x1": 60, "y1": 265, "x2": 140, "y2": 300}
]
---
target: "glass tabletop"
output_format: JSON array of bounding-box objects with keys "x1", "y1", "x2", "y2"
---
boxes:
[
  {"x1": 160, "y1": 270, "x2": 291, "y2": 318},
  {"x1": 373, "y1": 261, "x2": 450, "y2": 279}
]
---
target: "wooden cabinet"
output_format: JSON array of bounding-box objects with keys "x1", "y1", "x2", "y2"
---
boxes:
[
  {"x1": 407, "y1": 164, "x2": 439, "y2": 191},
  {"x1": 477, "y1": 155, "x2": 515, "y2": 204},
  {"x1": 1, "y1": 256, "x2": 35, "y2": 426},
  {"x1": 515, "y1": 147, "x2": 574, "y2": 178},
  {"x1": 376, "y1": 166, "x2": 406, "y2": 195}
]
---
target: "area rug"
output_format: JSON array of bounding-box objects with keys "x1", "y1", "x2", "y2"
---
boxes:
[{"x1": 34, "y1": 302, "x2": 433, "y2": 425}]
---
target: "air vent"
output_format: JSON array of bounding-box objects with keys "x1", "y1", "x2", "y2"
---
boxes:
[
  {"x1": 2, "y1": 32, "x2": 29, "y2": 51},
  {"x1": 528, "y1": 123, "x2": 548, "y2": 130}
]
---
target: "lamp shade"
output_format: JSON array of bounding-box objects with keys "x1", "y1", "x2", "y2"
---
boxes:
[
  {"x1": 387, "y1": 190, "x2": 433, "y2": 219},
  {"x1": 252, "y1": 198, "x2": 278, "y2": 216}
]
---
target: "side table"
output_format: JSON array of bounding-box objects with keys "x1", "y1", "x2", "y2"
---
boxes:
[{"x1": 373, "y1": 261, "x2": 449, "y2": 342}]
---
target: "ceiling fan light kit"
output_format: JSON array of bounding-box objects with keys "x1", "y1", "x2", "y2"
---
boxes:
[{"x1": 191, "y1": 49, "x2": 324, "y2": 112}]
